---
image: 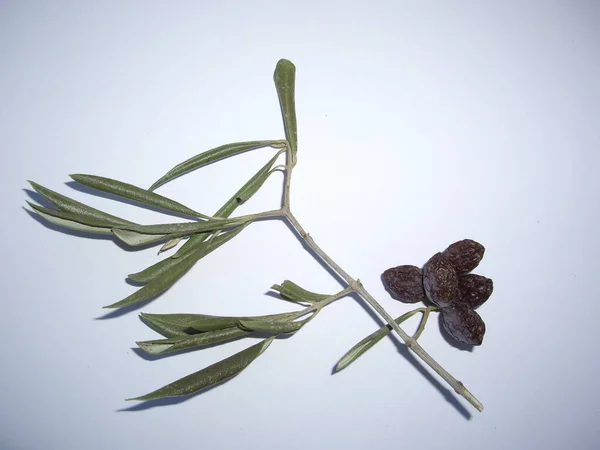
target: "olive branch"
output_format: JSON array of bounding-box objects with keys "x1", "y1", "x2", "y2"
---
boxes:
[{"x1": 26, "y1": 59, "x2": 483, "y2": 411}]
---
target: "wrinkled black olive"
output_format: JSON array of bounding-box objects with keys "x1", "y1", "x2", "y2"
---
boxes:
[
  {"x1": 458, "y1": 274, "x2": 493, "y2": 309},
  {"x1": 423, "y1": 253, "x2": 459, "y2": 307},
  {"x1": 442, "y1": 239, "x2": 485, "y2": 274},
  {"x1": 382, "y1": 265, "x2": 426, "y2": 303},
  {"x1": 441, "y1": 303, "x2": 486, "y2": 346}
]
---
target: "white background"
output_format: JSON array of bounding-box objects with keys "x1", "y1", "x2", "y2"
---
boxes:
[{"x1": 2, "y1": 1, "x2": 599, "y2": 449}]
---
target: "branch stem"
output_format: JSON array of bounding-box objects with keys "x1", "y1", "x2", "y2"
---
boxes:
[{"x1": 282, "y1": 208, "x2": 483, "y2": 412}]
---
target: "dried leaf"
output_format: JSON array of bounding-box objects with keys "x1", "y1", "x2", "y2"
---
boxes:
[
  {"x1": 128, "y1": 224, "x2": 248, "y2": 283},
  {"x1": 28, "y1": 181, "x2": 134, "y2": 226},
  {"x1": 271, "y1": 280, "x2": 330, "y2": 304},
  {"x1": 70, "y1": 174, "x2": 209, "y2": 219},
  {"x1": 137, "y1": 327, "x2": 250, "y2": 354},
  {"x1": 104, "y1": 252, "x2": 201, "y2": 309},
  {"x1": 335, "y1": 309, "x2": 423, "y2": 372},
  {"x1": 172, "y1": 151, "x2": 281, "y2": 259},
  {"x1": 149, "y1": 141, "x2": 279, "y2": 191},
  {"x1": 274, "y1": 59, "x2": 297, "y2": 159},
  {"x1": 127, "y1": 337, "x2": 275, "y2": 401},
  {"x1": 141, "y1": 311, "x2": 296, "y2": 336},
  {"x1": 238, "y1": 317, "x2": 306, "y2": 333}
]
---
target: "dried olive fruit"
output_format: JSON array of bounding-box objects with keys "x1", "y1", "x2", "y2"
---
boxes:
[
  {"x1": 442, "y1": 239, "x2": 485, "y2": 274},
  {"x1": 382, "y1": 265, "x2": 426, "y2": 303},
  {"x1": 422, "y1": 253, "x2": 460, "y2": 307},
  {"x1": 441, "y1": 303, "x2": 486, "y2": 346},
  {"x1": 458, "y1": 274, "x2": 494, "y2": 309}
]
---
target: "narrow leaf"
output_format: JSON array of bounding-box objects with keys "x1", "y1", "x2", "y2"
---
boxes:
[
  {"x1": 334, "y1": 309, "x2": 424, "y2": 373},
  {"x1": 158, "y1": 237, "x2": 182, "y2": 254},
  {"x1": 29, "y1": 206, "x2": 112, "y2": 235},
  {"x1": 28, "y1": 181, "x2": 134, "y2": 226},
  {"x1": 141, "y1": 311, "x2": 296, "y2": 335},
  {"x1": 172, "y1": 152, "x2": 281, "y2": 259},
  {"x1": 149, "y1": 140, "x2": 278, "y2": 191},
  {"x1": 27, "y1": 202, "x2": 115, "y2": 228},
  {"x1": 104, "y1": 251, "x2": 201, "y2": 309},
  {"x1": 140, "y1": 312, "x2": 195, "y2": 337},
  {"x1": 111, "y1": 229, "x2": 172, "y2": 247},
  {"x1": 274, "y1": 59, "x2": 297, "y2": 158},
  {"x1": 137, "y1": 327, "x2": 250, "y2": 354},
  {"x1": 127, "y1": 336, "x2": 275, "y2": 401},
  {"x1": 271, "y1": 280, "x2": 330, "y2": 303},
  {"x1": 334, "y1": 329, "x2": 388, "y2": 373},
  {"x1": 113, "y1": 217, "x2": 245, "y2": 236},
  {"x1": 238, "y1": 317, "x2": 306, "y2": 333},
  {"x1": 70, "y1": 174, "x2": 209, "y2": 219},
  {"x1": 128, "y1": 224, "x2": 248, "y2": 283}
]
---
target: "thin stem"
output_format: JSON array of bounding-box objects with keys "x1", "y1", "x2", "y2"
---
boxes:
[
  {"x1": 292, "y1": 286, "x2": 353, "y2": 322},
  {"x1": 282, "y1": 208, "x2": 483, "y2": 412},
  {"x1": 282, "y1": 142, "x2": 295, "y2": 209},
  {"x1": 233, "y1": 208, "x2": 283, "y2": 222},
  {"x1": 413, "y1": 306, "x2": 436, "y2": 341}
]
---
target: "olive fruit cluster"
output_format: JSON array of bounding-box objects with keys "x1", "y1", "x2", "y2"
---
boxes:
[{"x1": 382, "y1": 239, "x2": 493, "y2": 346}]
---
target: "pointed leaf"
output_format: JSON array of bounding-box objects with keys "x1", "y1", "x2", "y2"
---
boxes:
[
  {"x1": 104, "y1": 251, "x2": 201, "y2": 309},
  {"x1": 158, "y1": 238, "x2": 182, "y2": 254},
  {"x1": 27, "y1": 202, "x2": 115, "y2": 228},
  {"x1": 334, "y1": 309, "x2": 424, "y2": 372},
  {"x1": 149, "y1": 140, "x2": 279, "y2": 191},
  {"x1": 28, "y1": 181, "x2": 134, "y2": 226},
  {"x1": 29, "y1": 206, "x2": 113, "y2": 235},
  {"x1": 274, "y1": 59, "x2": 297, "y2": 159},
  {"x1": 127, "y1": 337, "x2": 275, "y2": 401},
  {"x1": 140, "y1": 312, "x2": 196, "y2": 337},
  {"x1": 172, "y1": 152, "x2": 281, "y2": 259},
  {"x1": 271, "y1": 280, "x2": 330, "y2": 303},
  {"x1": 238, "y1": 317, "x2": 306, "y2": 333},
  {"x1": 137, "y1": 327, "x2": 250, "y2": 354},
  {"x1": 113, "y1": 217, "x2": 245, "y2": 236},
  {"x1": 128, "y1": 224, "x2": 248, "y2": 283},
  {"x1": 111, "y1": 229, "x2": 173, "y2": 247},
  {"x1": 334, "y1": 329, "x2": 388, "y2": 373},
  {"x1": 70, "y1": 174, "x2": 209, "y2": 219},
  {"x1": 141, "y1": 311, "x2": 296, "y2": 335}
]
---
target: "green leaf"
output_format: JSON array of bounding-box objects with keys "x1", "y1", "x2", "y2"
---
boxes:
[
  {"x1": 104, "y1": 251, "x2": 202, "y2": 309},
  {"x1": 28, "y1": 181, "x2": 134, "y2": 226},
  {"x1": 111, "y1": 229, "x2": 173, "y2": 247},
  {"x1": 334, "y1": 309, "x2": 424, "y2": 373},
  {"x1": 113, "y1": 217, "x2": 245, "y2": 237},
  {"x1": 271, "y1": 280, "x2": 330, "y2": 304},
  {"x1": 334, "y1": 328, "x2": 388, "y2": 373},
  {"x1": 127, "y1": 336, "x2": 275, "y2": 401},
  {"x1": 238, "y1": 317, "x2": 306, "y2": 333},
  {"x1": 274, "y1": 59, "x2": 297, "y2": 159},
  {"x1": 70, "y1": 174, "x2": 209, "y2": 219},
  {"x1": 137, "y1": 327, "x2": 250, "y2": 354},
  {"x1": 28, "y1": 199, "x2": 172, "y2": 247},
  {"x1": 28, "y1": 205, "x2": 113, "y2": 235},
  {"x1": 172, "y1": 151, "x2": 282, "y2": 259},
  {"x1": 140, "y1": 311, "x2": 296, "y2": 336},
  {"x1": 158, "y1": 237, "x2": 182, "y2": 254},
  {"x1": 140, "y1": 312, "x2": 196, "y2": 337},
  {"x1": 149, "y1": 140, "x2": 280, "y2": 191},
  {"x1": 128, "y1": 224, "x2": 248, "y2": 283},
  {"x1": 27, "y1": 202, "x2": 116, "y2": 228}
]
